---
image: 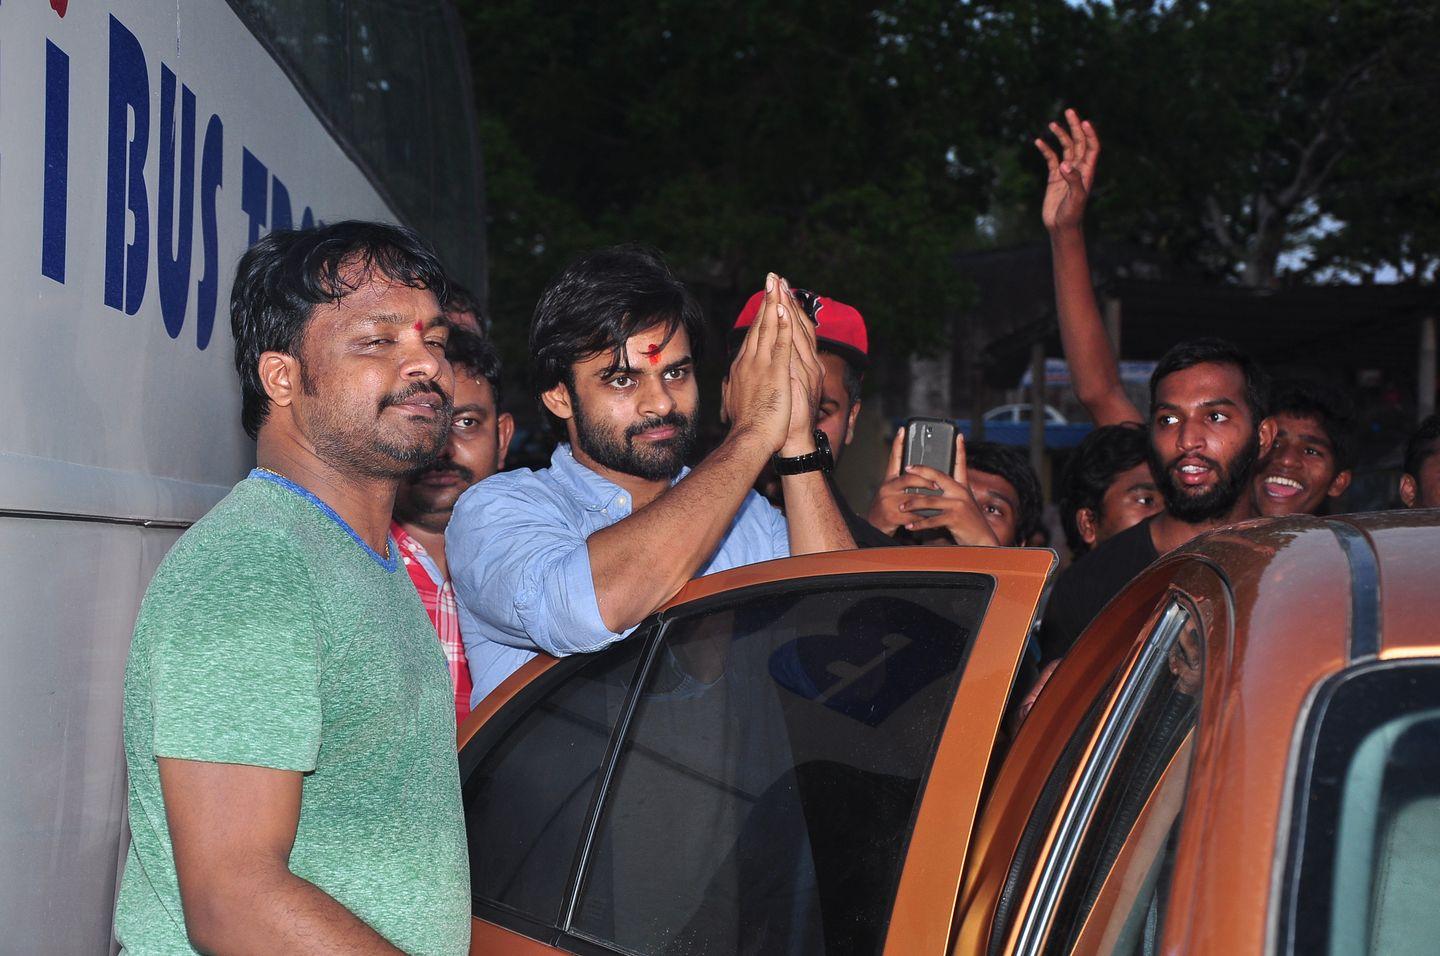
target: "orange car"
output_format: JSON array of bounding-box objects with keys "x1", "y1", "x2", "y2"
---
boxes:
[{"x1": 456, "y1": 511, "x2": 1440, "y2": 955}]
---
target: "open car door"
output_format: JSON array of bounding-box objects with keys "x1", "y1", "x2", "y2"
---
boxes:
[{"x1": 455, "y1": 546, "x2": 1054, "y2": 956}]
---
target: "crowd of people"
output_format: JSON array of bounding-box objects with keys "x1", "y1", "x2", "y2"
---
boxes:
[{"x1": 112, "y1": 111, "x2": 1440, "y2": 954}]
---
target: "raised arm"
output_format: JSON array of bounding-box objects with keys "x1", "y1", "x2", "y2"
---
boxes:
[
  {"x1": 1036, "y1": 109, "x2": 1141, "y2": 427},
  {"x1": 160, "y1": 759, "x2": 402, "y2": 954}
]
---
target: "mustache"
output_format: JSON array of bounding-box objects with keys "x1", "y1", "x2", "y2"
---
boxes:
[
  {"x1": 624, "y1": 411, "x2": 692, "y2": 440},
  {"x1": 413, "y1": 461, "x2": 475, "y2": 483},
  {"x1": 379, "y1": 380, "x2": 452, "y2": 413}
]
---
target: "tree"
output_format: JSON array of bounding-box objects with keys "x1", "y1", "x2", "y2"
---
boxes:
[
  {"x1": 1069, "y1": 0, "x2": 1439, "y2": 288},
  {"x1": 456, "y1": 0, "x2": 1440, "y2": 420},
  {"x1": 456, "y1": 0, "x2": 1002, "y2": 386}
]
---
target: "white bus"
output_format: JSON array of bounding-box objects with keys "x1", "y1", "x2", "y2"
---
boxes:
[{"x1": 0, "y1": 3, "x2": 485, "y2": 950}]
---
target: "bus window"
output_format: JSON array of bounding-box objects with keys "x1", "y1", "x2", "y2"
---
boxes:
[{"x1": 227, "y1": 0, "x2": 485, "y2": 291}]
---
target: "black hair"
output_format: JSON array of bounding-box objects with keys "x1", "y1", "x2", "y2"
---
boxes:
[
  {"x1": 1269, "y1": 378, "x2": 1359, "y2": 471},
  {"x1": 230, "y1": 220, "x2": 449, "y2": 439},
  {"x1": 1059, "y1": 423, "x2": 1151, "y2": 557},
  {"x1": 444, "y1": 281, "x2": 485, "y2": 327},
  {"x1": 1404, "y1": 413, "x2": 1440, "y2": 479},
  {"x1": 446, "y1": 326, "x2": 503, "y2": 402},
  {"x1": 530, "y1": 244, "x2": 703, "y2": 431},
  {"x1": 966, "y1": 440, "x2": 1043, "y2": 546},
  {"x1": 1149, "y1": 337, "x2": 1270, "y2": 425},
  {"x1": 724, "y1": 335, "x2": 864, "y2": 407}
]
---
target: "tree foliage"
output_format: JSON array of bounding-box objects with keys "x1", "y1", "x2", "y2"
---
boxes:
[{"x1": 457, "y1": 0, "x2": 1439, "y2": 393}]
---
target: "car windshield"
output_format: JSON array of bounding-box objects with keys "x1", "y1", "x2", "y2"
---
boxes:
[{"x1": 1287, "y1": 663, "x2": 1440, "y2": 955}]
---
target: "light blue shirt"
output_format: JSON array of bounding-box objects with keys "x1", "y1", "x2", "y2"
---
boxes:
[{"x1": 447, "y1": 444, "x2": 791, "y2": 705}]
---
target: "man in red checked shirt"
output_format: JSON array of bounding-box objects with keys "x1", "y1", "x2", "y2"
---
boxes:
[{"x1": 393, "y1": 314, "x2": 514, "y2": 723}]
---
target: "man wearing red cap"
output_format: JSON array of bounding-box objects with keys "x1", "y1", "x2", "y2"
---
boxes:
[{"x1": 731, "y1": 290, "x2": 894, "y2": 547}]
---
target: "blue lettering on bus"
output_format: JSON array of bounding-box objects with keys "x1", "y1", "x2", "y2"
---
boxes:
[
  {"x1": 241, "y1": 148, "x2": 268, "y2": 246},
  {"x1": 196, "y1": 114, "x2": 224, "y2": 350},
  {"x1": 157, "y1": 65, "x2": 195, "y2": 340},
  {"x1": 75, "y1": 15, "x2": 321, "y2": 347},
  {"x1": 271, "y1": 175, "x2": 293, "y2": 232},
  {"x1": 104, "y1": 14, "x2": 148, "y2": 315},
  {"x1": 42, "y1": 40, "x2": 69, "y2": 283}
]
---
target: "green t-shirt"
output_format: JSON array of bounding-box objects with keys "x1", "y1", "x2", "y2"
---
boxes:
[{"x1": 114, "y1": 474, "x2": 470, "y2": 955}]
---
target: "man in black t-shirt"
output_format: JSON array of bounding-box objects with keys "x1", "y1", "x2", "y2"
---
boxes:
[
  {"x1": 1038, "y1": 339, "x2": 1275, "y2": 662},
  {"x1": 1038, "y1": 515, "x2": 1159, "y2": 662}
]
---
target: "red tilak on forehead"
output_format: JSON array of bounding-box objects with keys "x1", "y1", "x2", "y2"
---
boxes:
[
  {"x1": 644, "y1": 342, "x2": 662, "y2": 365},
  {"x1": 414, "y1": 321, "x2": 425, "y2": 333}
]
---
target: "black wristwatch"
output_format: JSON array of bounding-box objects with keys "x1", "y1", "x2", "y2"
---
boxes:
[{"x1": 772, "y1": 429, "x2": 834, "y2": 476}]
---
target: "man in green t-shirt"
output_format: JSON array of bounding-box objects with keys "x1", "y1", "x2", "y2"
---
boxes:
[{"x1": 115, "y1": 222, "x2": 470, "y2": 955}]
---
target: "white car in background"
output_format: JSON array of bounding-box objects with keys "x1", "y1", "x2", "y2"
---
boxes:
[{"x1": 983, "y1": 403, "x2": 1070, "y2": 426}]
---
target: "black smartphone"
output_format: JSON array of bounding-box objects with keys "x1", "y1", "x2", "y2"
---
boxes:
[{"x1": 902, "y1": 417, "x2": 957, "y2": 518}]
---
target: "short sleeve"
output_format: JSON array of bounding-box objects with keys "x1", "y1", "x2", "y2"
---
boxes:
[
  {"x1": 139, "y1": 532, "x2": 323, "y2": 772},
  {"x1": 1036, "y1": 569, "x2": 1083, "y2": 664}
]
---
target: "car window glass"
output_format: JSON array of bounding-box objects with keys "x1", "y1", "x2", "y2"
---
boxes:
[
  {"x1": 1288, "y1": 664, "x2": 1440, "y2": 955},
  {"x1": 570, "y1": 576, "x2": 995, "y2": 956},
  {"x1": 461, "y1": 638, "x2": 647, "y2": 926},
  {"x1": 1042, "y1": 604, "x2": 1201, "y2": 953}
]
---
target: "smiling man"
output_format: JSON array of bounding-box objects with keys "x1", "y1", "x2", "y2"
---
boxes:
[
  {"x1": 447, "y1": 246, "x2": 855, "y2": 704},
  {"x1": 393, "y1": 326, "x2": 514, "y2": 724},
  {"x1": 1249, "y1": 379, "x2": 1356, "y2": 516},
  {"x1": 115, "y1": 222, "x2": 470, "y2": 954},
  {"x1": 1039, "y1": 338, "x2": 1274, "y2": 660}
]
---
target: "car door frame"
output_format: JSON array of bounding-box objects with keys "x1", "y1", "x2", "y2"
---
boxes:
[
  {"x1": 457, "y1": 545, "x2": 1055, "y2": 956},
  {"x1": 954, "y1": 557, "x2": 1231, "y2": 955}
]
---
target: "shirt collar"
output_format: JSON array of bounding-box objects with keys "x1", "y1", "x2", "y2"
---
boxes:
[
  {"x1": 390, "y1": 520, "x2": 447, "y2": 587},
  {"x1": 549, "y1": 443, "x2": 689, "y2": 514},
  {"x1": 390, "y1": 520, "x2": 427, "y2": 557}
]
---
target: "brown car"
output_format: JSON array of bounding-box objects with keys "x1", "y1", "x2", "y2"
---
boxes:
[{"x1": 456, "y1": 511, "x2": 1440, "y2": 955}]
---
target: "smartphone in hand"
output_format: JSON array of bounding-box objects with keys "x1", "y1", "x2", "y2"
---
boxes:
[{"x1": 902, "y1": 417, "x2": 957, "y2": 518}]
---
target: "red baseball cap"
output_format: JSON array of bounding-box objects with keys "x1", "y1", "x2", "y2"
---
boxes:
[{"x1": 730, "y1": 289, "x2": 869, "y2": 369}]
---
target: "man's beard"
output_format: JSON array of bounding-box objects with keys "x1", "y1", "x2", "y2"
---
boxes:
[
  {"x1": 302, "y1": 368, "x2": 453, "y2": 479},
  {"x1": 396, "y1": 460, "x2": 478, "y2": 527},
  {"x1": 572, "y1": 401, "x2": 697, "y2": 482},
  {"x1": 1150, "y1": 430, "x2": 1260, "y2": 523}
]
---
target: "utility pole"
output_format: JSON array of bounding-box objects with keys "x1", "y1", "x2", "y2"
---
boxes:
[
  {"x1": 1420, "y1": 316, "x2": 1437, "y2": 420},
  {"x1": 1029, "y1": 340, "x2": 1047, "y2": 501}
]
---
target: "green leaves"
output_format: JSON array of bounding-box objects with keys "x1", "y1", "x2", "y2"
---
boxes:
[{"x1": 457, "y1": 0, "x2": 1438, "y2": 399}]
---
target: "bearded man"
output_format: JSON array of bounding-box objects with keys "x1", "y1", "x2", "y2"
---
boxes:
[
  {"x1": 116, "y1": 222, "x2": 470, "y2": 954},
  {"x1": 1038, "y1": 338, "x2": 1275, "y2": 661},
  {"x1": 446, "y1": 246, "x2": 854, "y2": 705}
]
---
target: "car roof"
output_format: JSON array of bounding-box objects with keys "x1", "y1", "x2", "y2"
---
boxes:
[
  {"x1": 959, "y1": 510, "x2": 1440, "y2": 954},
  {"x1": 1171, "y1": 508, "x2": 1440, "y2": 663}
]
